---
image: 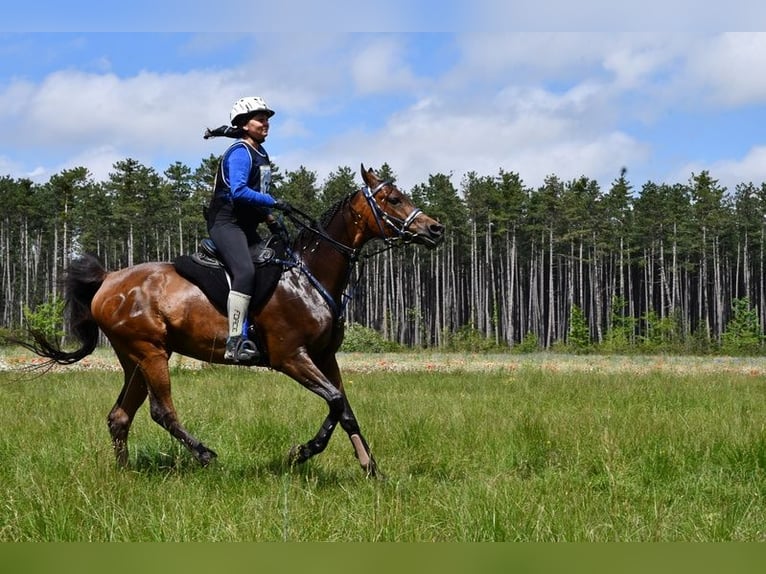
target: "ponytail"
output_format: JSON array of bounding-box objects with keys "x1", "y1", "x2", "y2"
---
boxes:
[{"x1": 203, "y1": 125, "x2": 246, "y2": 140}]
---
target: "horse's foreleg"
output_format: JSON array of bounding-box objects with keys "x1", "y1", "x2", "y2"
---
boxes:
[
  {"x1": 281, "y1": 353, "x2": 346, "y2": 467},
  {"x1": 141, "y1": 354, "x2": 218, "y2": 466},
  {"x1": 283, "y1": 354, "x2": 379, "y2": 477},
  {"x1": 338, "y1": 396, "x2": 379, "y2": 478},
  {"x1": 295, "y1": 395, "x2": 378, "y2": 478},
  {"x1": 324, "y1": 359, "x2": 379, "y2": 477},
  {"x1": 289, "y1": 397, "x2": 378, "y2": 478},
  {"x1": 107, "y1": 359, "x2": 148, "y2": 467}
]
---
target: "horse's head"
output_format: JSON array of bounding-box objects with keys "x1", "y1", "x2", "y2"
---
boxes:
[{"x1": 355, "y1": 164, "x2": 444, "y2": 249}]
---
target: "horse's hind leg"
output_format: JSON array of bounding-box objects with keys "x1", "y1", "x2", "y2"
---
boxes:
[
  {"x1": 107, "y1": 358, "x2": 148, "y2": 467},
  {"x1": 140, "y1": 353, "x2": 218, "y2": 466}
]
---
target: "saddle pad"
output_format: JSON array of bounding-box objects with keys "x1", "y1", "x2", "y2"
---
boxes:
[{"x1": 173, "y1": 239, "x2": 287, "y2": 314}]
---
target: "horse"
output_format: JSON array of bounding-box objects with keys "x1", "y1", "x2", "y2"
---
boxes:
[{"x1": 20, "y1": 165, "x2": 444, "y2": 477}]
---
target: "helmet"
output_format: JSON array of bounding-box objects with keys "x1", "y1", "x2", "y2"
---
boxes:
[{"x1": 229, "y1": 96, "x2": 275, "y2": 125}]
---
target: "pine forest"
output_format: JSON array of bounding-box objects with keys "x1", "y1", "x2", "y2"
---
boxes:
[{"x1": 2, "y1": 155, "x2": 766, "y2": 355}]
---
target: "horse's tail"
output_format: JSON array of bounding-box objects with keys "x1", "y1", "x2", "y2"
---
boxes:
[{"x1": 21, "y1": 253, "x2": 106, "y2": 365}]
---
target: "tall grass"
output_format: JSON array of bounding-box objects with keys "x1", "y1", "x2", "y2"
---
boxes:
[{"x1": 1, "y1": 360, "x2": 765, "y2": 541}]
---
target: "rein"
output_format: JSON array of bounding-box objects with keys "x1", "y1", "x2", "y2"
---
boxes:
[{"x1": 284, "y1": 204, "x2": 359, "y2": 261}]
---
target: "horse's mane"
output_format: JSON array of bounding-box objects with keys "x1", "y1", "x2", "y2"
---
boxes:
[{"x1": 296, "y1": 191, "x2": 356, "y2": 247}]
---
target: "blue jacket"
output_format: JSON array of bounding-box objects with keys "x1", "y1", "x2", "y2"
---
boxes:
[{"x1": 213, "y1": 141, "x2": 276, "y2": 208}]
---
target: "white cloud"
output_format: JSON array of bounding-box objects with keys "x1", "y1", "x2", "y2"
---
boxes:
[
  {"x1": 0, "y1": 77, "x2": 36, "y2": 118},
  {"x1": 450, "y1": 33, "x2": 605, "y2": 84},
  {"x1": 3, "y1": 31, "x2": 766, "y2": 194},
  {"x1": 277, "y1": 94, "x2": 649, "y2": 192},
  {"x1": 0, "y1": 32, "x2": 676, "y2": 193},
  {"x1": 0, "y1": 67, "x2": 268, "y2": 162},
  {"x1": 24, "y1": 69, "x2": 238, "y2": 148},
  {"x1": 686, "y1": 33, "x2": 766, "y2": 107},
  {"x1": 0, "y1": 155, "x2": 24, "y2": 178},
  {"x1": 602, "y1": 42, "x2": 673, "y2": 90},
  {"x1": 56, "y1": 145, "x2": 129, "y2": 183},
  {"x1": 350, "y1": 37, "x2": 421, "y2": 95},
  {"x1": 671, "y1": 146, "x2": 766, "y2": 192}
]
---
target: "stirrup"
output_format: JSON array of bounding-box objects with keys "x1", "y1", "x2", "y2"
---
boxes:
[{"x1": 224, "y1": 335, "x2": 259, "y2": 362}]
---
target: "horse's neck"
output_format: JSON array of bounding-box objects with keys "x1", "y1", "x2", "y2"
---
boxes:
[{"x1": 298, "y1": 203, "x2": 365, "y2": 303}]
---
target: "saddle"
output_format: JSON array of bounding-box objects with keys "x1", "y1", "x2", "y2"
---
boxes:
[{"x1": 173, "y1": 235, "x2": 288, "y2": 315}]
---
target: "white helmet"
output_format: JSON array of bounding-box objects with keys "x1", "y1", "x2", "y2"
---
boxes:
[{"x1": 229, "y1": 96, "x2": 275, "y2": 125}]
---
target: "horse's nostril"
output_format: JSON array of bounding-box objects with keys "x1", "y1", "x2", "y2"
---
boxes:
[{"x1": 430, "y1": 223, "x2": 445, "y2": 236}]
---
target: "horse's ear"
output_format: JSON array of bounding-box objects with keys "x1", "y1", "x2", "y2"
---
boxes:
[{"x1": 361, "y1": 164, "x2": 376, "y2": 186}]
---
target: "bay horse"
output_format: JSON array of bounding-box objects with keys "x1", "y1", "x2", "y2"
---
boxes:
[{"x1": 21, "y1": 165, "x2": 444, "y2": 477}]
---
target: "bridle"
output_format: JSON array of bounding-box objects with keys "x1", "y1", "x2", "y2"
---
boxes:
[
  {"x1": 284, "y1": 180, "x2": 425, "y2": 260},
  {"x1": 359, "y1": 180, "x2": 423, "y2": 246}
]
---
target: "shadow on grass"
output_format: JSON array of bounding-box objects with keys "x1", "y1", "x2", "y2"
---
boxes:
[
  {"x1": 130, "y1": 447, "x2": 205, "y2": 474},
  {"x1": 231, "y1": 455, "x2": 356, "y2": 486},
  {"x1": 126, "y1": 445, "x2": 364, "y2": 487}
]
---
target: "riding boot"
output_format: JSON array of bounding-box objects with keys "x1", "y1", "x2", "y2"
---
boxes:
[{"x1": 224, "y1": 291, "x2": 259, "y2": 362}]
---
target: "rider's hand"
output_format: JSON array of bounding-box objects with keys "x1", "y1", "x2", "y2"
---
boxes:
[{"x1": 273, "y1": 199, "x2": 292, "y2": 213}]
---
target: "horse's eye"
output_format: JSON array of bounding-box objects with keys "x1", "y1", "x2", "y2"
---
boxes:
[{"x1": 388, "y1": 196, "x2": 401, "y2": 205}]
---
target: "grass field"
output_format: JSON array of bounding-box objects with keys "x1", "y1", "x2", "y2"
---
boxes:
[{"x1": 1, "y1": 351, "x2": 766, "y2": 541}]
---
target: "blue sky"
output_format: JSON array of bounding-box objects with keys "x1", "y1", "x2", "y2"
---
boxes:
[{"x1": 3, "y1": 26, "x2": 766, "y2": 194}]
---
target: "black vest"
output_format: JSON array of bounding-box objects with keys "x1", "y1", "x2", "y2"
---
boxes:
[
  {"x1": 208, "y1": 141, "x2": 271, "y2": 226},
  {"x1": 213, "y1": 141, "x2": 270, "y2": 200}
]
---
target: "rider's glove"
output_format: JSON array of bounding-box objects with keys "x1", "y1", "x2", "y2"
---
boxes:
[{"x1": 273, "y1": 199, "x2": 293, "y2": 213}]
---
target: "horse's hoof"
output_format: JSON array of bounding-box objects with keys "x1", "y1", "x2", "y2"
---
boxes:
[
  {"x1": 114, "y1": 451, "x2": 129, "y2": 469},
  {"x1": 361, "y1": 455, "x2": 385, "y2": 480},
  {"x1": 196, "y1": 447, "x2": 218, "y2": 467},
  {"x1": 288, "y1": 444, "x2": 310, "y2": 466}
]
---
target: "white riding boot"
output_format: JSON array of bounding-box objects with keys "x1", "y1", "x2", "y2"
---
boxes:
[{"x1": 224, "y1": 290, "x2": 258, "y2": 362}]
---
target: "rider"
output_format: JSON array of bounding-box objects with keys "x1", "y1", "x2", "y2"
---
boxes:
[{"x1": 205, "y1": 96, "x2": 289, "y2": 362}]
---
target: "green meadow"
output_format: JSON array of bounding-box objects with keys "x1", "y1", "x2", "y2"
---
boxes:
[{"x1": 1, "y1": 354, "x2": 765, "y2": 541}]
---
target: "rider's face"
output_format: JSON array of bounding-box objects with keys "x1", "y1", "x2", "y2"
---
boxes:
[{"x1": 244, "y1": 113, "x2": 270, "y2": 144}]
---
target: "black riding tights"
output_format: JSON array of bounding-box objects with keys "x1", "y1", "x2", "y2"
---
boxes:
[{"x1": 207, "y1": 202, "x2": 260, "y2": 294}]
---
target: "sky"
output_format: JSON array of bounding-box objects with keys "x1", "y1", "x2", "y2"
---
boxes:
[{"x1": 4, "y1": 5, "x2": 766, "y2": 195}]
